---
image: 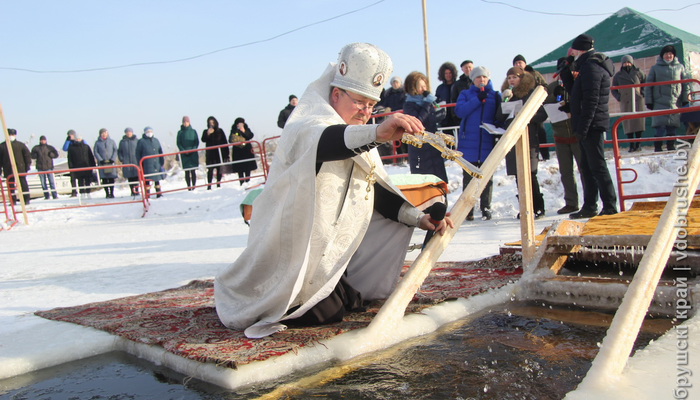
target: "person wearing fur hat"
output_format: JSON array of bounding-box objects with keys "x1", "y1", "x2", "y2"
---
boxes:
[
  {"x1": 454, "y1": 65, "x2": 500, "y2": 220},
  {"x1": 513, "y1": 54, "x2": 550, "y2": 160},
  {"x1": 0, "y1": 129, "x2": 32, "y2": 204},
  {"x1": 31, "y1": 135, "x2": 59, "y2": 199},
  {"x1": 277, "y1": 95, "x2": 298, "y2": 129},
  {"x1": 497, "y1": 67, "x2": 548, "y2": 219},
  {"x1": 228, "y1": 117, "x2": 257, "y2": 185},
  {"x1": 645, "y1": 44, "x2": 691, "y2": 152},
  {"x1": 559, "y1": 33, "x2": 618, "y2": 219},
  {"x1": 215, "y1": 43, "x2": 452, "y2": 338},
  {"x1": 612, "y1": 55, "x2": 646, "y2": 152},
  {"x1": 403, "y1": 70, "x2": 449, "y2": 183},
  {"x1": 176, "y1": 117, "x2": 199, "y2": 191}
]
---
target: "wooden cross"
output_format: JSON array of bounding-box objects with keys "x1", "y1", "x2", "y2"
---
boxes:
[{"x1": 402, "y1": 131, "x2": 483, "y2": 179}]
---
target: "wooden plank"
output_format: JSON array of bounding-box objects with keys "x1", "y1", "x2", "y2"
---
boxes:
[
  {"x1": 515, "y1": 132, "x2": 536, "y2": 264},
  {"x1": 528, "y1": 220, "x2": 585, "y2": 274},
  {"x1": 549, "y1": 234, "x2": 700, "y2": 248}
]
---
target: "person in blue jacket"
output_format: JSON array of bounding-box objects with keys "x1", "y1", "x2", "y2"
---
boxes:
[
  {"x1": 135, "y1": 126, "x2": 164, "y2": 198},
  {"x1": 454, "y1": 66, "x2": 500, "y2": 221}
]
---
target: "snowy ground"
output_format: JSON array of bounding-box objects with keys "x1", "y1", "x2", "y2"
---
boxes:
[{"x1": 1, "y1": 147, "x2": 698, "y2": 398}]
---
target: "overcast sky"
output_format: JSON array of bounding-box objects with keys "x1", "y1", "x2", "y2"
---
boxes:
[{"x1": 1, "y1": 0, "x2": 697, "y2": 151}]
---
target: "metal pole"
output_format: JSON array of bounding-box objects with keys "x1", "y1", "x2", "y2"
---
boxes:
[{"x1": 421, "y1": 0, "x2": 431, "y2": 89}]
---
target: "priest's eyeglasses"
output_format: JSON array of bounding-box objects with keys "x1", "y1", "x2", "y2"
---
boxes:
[{"x1": 339, "y1": 89, "x2": 376, "y2": 112}]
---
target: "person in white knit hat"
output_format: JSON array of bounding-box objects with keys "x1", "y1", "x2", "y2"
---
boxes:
[{"x1": 215, "y1": 43, "x2": 453, "y2": 338}]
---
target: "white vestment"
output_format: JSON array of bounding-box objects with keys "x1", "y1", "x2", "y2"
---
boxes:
[{"x1": 214, "y1": 64, "x2": 421, "y2": 338}]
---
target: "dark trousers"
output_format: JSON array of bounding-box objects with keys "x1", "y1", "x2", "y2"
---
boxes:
[
  {"x1": 184, "y1": 170, "x2": 197, "y2": 189},
  {"x1": 578, "y1": 129, "x2": 617, "y2": 211},
  {"x1": 77, "y1": 177, "x2": 91, "y2": 194},
  {"x1": 127, "y1": 177, "x2": 139, "y2": 195},
  {"x1": 237, "y1": 171, "x2": 251, "y2": 185},
  {"x1": 69, "y1": 173, "x2": 78, "y2": 196},
  {"x1": 462, "y1": 163, "x2": 492, "y2": 211},
  {"x1": 654, "y1": 126, "x2": 677, "y2": 151},
  {"x1": 206, "y1": 166, "x2": 222, "y2": 187},
  {"x1": 554, "y1": 141, "x2": 583, "y2": 209},
  {"x1": 285, "y1": 276, "x2": 364, "y2": 326},
  {"x1": 6, "y1": 175, "x2": 29, "y2": 203},
  {"x1": 101, "y1": 178, "x2": 115, "y2": 197}
]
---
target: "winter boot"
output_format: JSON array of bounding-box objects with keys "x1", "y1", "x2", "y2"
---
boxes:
[{"x1": 155, "y1": 183, "x2": 163, "y2": 198}]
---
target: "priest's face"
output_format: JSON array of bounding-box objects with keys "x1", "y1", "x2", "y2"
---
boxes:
[{"x1": 330, "y1": 87, "x2": 375, "y2": 125}]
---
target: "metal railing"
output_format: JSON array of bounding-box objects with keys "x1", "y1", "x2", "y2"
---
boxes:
[{"x1": 609, "y1": 78, "x2": 700, "y2": 211}]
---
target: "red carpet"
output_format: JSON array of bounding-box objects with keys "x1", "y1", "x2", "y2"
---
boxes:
[{"x1": 36, "y1": 255, "x2": 522, "y2": 369}]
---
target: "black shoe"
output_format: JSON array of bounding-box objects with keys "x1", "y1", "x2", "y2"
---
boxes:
[
  {"x1": 466, "y1": 209, "x2": 474, "y2": 221},
  {"x1": 557, "y1": 205, "x2": 579, "y2": 214},
  {"x1": 598, "y1": 208, "x2": 618, "y2": 216},
  {"x1": 534, "y1": 209, "x2": 545, "y2": 220},
  {"x1": 570, "y1": 208, "x2": 598, "y2": 219},
  {"x1": 481, "y1": 209, "x2": 492, "y2": 220}
]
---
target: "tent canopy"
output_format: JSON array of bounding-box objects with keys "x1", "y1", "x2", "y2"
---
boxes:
[{"x1": 530, "y1": 7, "x2": 700, "y2": 74}]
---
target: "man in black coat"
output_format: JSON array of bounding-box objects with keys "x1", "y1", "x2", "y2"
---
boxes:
[
  {"x1": 0, "y1": 129, "x2": 32, "y2": 204},
  {"x1": 277, "y1": 95, "x2": 298, "y2": 129},
  {"x1": 559, "y1": 34, "x2": 618, "y2": 219}
]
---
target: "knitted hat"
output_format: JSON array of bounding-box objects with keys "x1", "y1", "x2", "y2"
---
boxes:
[
  {"x1": 512, "y1": 54, "x2": 526, "y2": 65},
  {"x1": 144, "y1": 126, "x2": 153, "y2": 133},
  {"x1": 330, "y1": 43, "x2": 393, "y2": 102},
  {"x1": 469, "y1": 66, "x2": 490, "y2": 81},
  {"x1": 390, "y1": 76, "x2": 402, "y2": 84},
  {"x1": 124, "y1": 127, "x2": 133, "y2": 133},
  {"x1": 99, "y1": 128, "x2": 108, "y2": 135},
  {"x1": 289, "y1": 94, "x2": 297, "y2": 101},
  {"x1": 621, "y1": 55, "x2": 634, "y2": 64},
  {"x1": 40, "y1": 135, "x2": 47, "y2": 141},
  {"x1": 7, "y1": 128, "x2": 16, "y2": 136},
  {"x1": 182, "y1": 116, "x2": 190, "y2": 123},
  {"x1": 506, "y1": 67, "x2": 525, "y2": 78},
  {"x1": 67, "y1": 129, "x2": 76, "y2": 136},
  {"x1": 234, "y1": 117, "x2": 245, "y2": 125},
  {"x1": 660, "y1": 45, "x2": 676, "y2": 58},
  {"x1": 572, "y1": 34, "x2": 594, "y2": 51}
]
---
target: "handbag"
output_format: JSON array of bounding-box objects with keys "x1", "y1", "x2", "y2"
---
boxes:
[{"x1": 101, "y1": 160, "x2": 115, "y2": 175}]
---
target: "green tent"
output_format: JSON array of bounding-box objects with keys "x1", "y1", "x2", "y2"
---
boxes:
[{"x1": 530, "y1": 7, "x2": 700, "y2": 74}]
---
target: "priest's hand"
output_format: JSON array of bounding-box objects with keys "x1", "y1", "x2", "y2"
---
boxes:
[
  {"x1": 419, "y1": 212, "x2": 454, "y2": 235},
  {"x1": 375, "y1": 113, "x2": 424, "y2": 142}
]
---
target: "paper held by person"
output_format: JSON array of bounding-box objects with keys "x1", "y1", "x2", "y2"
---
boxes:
[
  {"x1": 543, "y1": 102, "x2": 570, "y2": 123},
  {"x1": 480, "y1": 123, "x2": 506, "y2": 135},
  {"x1": 501, "y1": 100, "x2": 522, "y2": 119}
]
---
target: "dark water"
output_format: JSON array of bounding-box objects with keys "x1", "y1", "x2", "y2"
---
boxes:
[{"x1": 0, "y1": 302, "x2": 671, "y2": 400}]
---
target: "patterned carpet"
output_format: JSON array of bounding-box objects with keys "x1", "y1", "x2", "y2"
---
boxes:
[{"x1": 36, "y1": 254, "x2": 522, "y2": 369}]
